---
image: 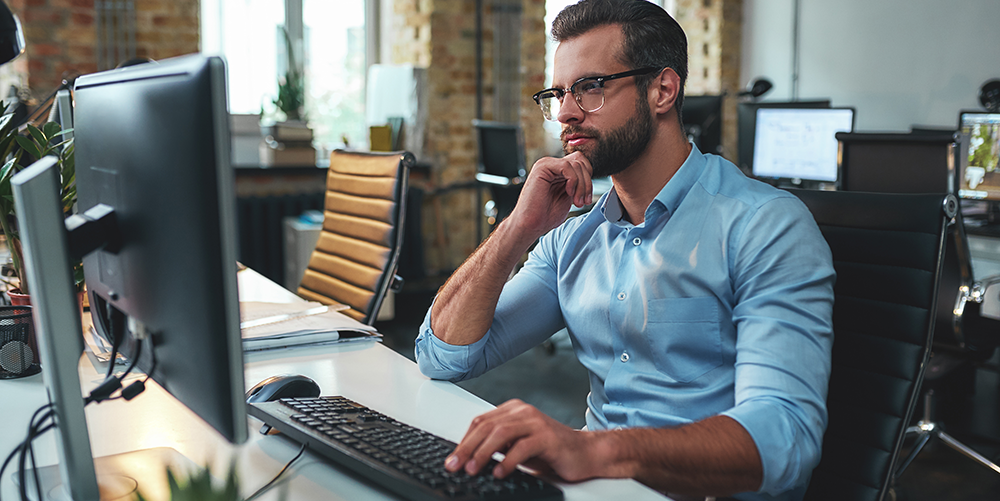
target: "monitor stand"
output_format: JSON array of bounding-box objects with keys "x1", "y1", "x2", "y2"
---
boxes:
[
  {"x1": 10, "y1": 159, "x2": 207, "y2": 501},
  {"x1": 15, "y1": 448, "x2": 198, "y2": 501}
]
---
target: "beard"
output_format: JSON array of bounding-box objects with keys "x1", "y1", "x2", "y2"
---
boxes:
[{"x1": 561, "y1": 93, "x2": 653, "y2": 178}]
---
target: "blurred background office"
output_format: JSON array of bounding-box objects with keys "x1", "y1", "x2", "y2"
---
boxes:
[
  {"x1": 5, "y1": 0, "x2": 997, "y2": 280},
  {"x1": 3, "y1": 0, "x2": 1000, "y2": 497}
]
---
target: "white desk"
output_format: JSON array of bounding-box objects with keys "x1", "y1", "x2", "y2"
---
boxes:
[{"x1": 1, "y1": 270, "x2": 668, "y2": 500}]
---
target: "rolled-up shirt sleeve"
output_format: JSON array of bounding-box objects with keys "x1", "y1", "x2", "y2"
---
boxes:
[
  {"x1": 415, "y1": 230, "x2": 568, "y2": 382},
  {"x1": 721, "y1": 195, "x2": 835, "y2": 495}
]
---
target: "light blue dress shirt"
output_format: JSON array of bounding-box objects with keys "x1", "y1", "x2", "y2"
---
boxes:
[{"x1": 415, "y1": 146, "x2": 835, "y2": 500}]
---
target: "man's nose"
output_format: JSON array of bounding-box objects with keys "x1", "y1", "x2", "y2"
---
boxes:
[{"x1": 557, "y1": 97, "x2": 584, "y2": 124}]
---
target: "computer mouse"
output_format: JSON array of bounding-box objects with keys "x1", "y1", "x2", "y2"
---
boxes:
[{"x1": 245, "y1": 374, "x2": 321, "y2": 404}]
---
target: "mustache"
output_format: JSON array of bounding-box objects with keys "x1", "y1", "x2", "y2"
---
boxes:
[{"x1": 560, "y1": 125, "x2": 600, "y2": 143}]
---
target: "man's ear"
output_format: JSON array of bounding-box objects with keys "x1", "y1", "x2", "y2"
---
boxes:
[{"x1": 651, "y1": 68, "x2": 681, "y2": 116}]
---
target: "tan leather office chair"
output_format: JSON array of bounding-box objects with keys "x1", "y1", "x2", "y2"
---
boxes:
[{"x1": 297, "y1": 150, "x2": 413, "y2": 324}]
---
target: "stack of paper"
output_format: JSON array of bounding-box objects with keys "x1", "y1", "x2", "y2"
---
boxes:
[{"x1": 240, "y1": 301, "x2": 380, "y2": 352}]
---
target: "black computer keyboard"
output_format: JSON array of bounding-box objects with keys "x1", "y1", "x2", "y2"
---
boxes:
[{"x1": 248, "y1": 396, "x2": 564, "y2": 501}]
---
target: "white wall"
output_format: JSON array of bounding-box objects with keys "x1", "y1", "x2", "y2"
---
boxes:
[{"x1": 742, "y1": 0, "x2": 1000, "y2": 131}]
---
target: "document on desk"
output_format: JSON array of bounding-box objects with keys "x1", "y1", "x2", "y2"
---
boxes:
[{"x1": 240, "y1": 301, "x2": 381, "y2": 351}]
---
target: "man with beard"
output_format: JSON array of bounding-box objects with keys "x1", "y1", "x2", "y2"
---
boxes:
[{"x1": 414, "y1": 1, "x2": 835, "y2": 499}]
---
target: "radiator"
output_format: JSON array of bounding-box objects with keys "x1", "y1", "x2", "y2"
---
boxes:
[{"x1": 236, "y1": 193, "x2": 324, "y2": 284}]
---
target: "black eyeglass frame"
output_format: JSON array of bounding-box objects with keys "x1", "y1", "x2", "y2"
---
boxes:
[{"x1": 531, "y1": 66, "x2": 663, "y2": 120}]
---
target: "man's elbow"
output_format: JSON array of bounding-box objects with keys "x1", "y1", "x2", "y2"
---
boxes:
[{"x1": 413, "y1": 341, "x2": 479, "y2": 382}]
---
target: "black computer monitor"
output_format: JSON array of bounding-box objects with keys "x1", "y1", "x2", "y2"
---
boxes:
[
  {"x1": 737, "y1": 100, "x2": 831, "y2": 172},
  {"x1": 957, "y1": 111, "x2": 1000, "y2": 201},
  {"x1": 12, "y1": 54, "x2": 246, "y2": 499},
  {"x1": 682, "y1": 95, "x2": 722, "y2": 155},
  {"x1": 751, "y1": 107, "x2": 855, "y2": 188}
]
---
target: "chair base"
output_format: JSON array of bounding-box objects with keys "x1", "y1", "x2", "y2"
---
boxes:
[{"x1": 896, "y1": 419, "x2": 1000, "y2": 478}]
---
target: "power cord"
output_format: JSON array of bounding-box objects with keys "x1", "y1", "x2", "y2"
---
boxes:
[
  {"x1": 244, "y1": 443, "x2": 308, "y2": 501},
  {"x1": 0, "y1": 403, "x2": 52, "y2": 501},
  {"x1": 3, "y1": 335, "x2": 155, "y2": 501}
]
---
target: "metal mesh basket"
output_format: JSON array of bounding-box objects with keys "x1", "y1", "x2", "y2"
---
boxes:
[{"x1": 0, "y1": 305, "x2": 40, "y2": 378}]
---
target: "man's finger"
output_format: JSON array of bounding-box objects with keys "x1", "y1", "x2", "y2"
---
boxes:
[
  {"x1": 565, "y1": 153, "x2": 593, "y2": 207},
  {"x1": 445, "y1": 404, "x2": 518, "y2": 472},
  {"x1": 492, "y1": 433, "x2": 546, "y2": 478},
  {"x1": 445, "y1": 400, "x2": 533, "y2": 473},
  {"x1": 466, "y1": 420, "x2": 535, "y2": 475}
]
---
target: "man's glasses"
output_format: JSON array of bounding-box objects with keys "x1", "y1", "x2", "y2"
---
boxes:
[{"x1": 531, "y1": 67, "x2": 662, "y2": 121}]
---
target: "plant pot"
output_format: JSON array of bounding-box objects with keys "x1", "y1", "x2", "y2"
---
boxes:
[
  {"x1": 7, "y1": 287, "x2": 30, "y2": 306},
  {"x1": 6, "y1": 287, "x2": 86, "y2": 317}
]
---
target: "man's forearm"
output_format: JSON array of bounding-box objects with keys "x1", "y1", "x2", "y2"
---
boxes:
[
  {"x1": 593, "y1": 415, "x2": 763, "y2": 496},
  {"x1": 430, "y1": 218, "x2": 539, "y2": 346}
]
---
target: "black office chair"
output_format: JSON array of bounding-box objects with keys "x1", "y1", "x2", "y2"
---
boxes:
[
  {"x1": 472, "y1": 120, "x2": 526, "y2": 238},
  {"x1": 791, "y1": 189, "x2": 956, "y2": 501},
  {"x1": 837, "y1": 132, "x2": 1000, "y2": 478},
  {"x1": 837, "y1": 131, "x2": 956, "y2": 194}
]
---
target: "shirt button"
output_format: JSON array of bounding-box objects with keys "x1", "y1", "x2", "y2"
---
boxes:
[
  {"x1": 632, "y1": 237, "x2": 641, "y2": 246},
  {"x1": 617, "y1": 292, "x2": 626, "y2": 301},
  {"x1": 621, "y1": 352, "x2": 629, "y2": 362}
]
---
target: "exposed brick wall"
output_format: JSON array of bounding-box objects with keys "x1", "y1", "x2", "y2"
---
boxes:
[
  {"x1": 134, "y1": 0, "x2": 199, "y2": 62},
  {"x1": 390, "y1": 0, "x2": 546, "y2": 274},
  {"x1": 676, "y1": 0, "x2": 741, "y2": 161},
  {"x1": 13, "y1": 0, "x2": 199, "y2": 101},
  {"x1": 20, "y1": 0, "x2": 98, "y2": 98}
]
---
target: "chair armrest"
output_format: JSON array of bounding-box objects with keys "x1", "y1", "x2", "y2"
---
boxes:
[{"x1": 389, "y1": 274, "x2": 404, "y2": 293}]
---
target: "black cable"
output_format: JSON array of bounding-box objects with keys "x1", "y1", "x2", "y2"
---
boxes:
[
  {"x1": 104, "y1": 304, "x2": 126, "y2": 381},
  {"x1": 0, "y1": 404, "x2": 49, "y2": 501},
  {"x1": 0, "y1": 442, "x2": 20, "y2": 501},
  {"x1": 244, "y1": 443, "x2": 308, "y2": 501},
  {"x1": 5, "y1": 327, "x2": 156, "y2": 500},
  {"x1": 87, "y1": 338, "x2": 143, "y2": 405},
  {"x1": 116, "y1": 343, "x2": 155, "y2": 401},
  {"x1": 120, "y1": 337, "x2": 142, "y2": 378},
  {"x1": 19, "y1": 410, "x2": 54, "y2": 501},
  {"x1": 0, "y1": 403, "x2": 53, "y2": 500}
]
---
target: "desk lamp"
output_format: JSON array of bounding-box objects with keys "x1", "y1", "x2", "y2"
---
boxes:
[
  {"x1": 0, "y1": 1, "x2": 24, "y2": 66},
  {"x1": 738, "y1": 77, "x2": 773, "y2": 101}
]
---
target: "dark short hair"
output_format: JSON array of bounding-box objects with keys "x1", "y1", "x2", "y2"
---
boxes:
[{"x1": 551, "y1": 0, "x2": 688, "y2": 122}]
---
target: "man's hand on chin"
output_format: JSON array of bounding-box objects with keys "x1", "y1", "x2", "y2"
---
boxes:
[{"x1": 443, "y1": 399, "x2": 606, "y2": 483}]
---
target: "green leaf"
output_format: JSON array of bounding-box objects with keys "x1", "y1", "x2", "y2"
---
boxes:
[
  {"x1": 42, "y1": 121, "x2": 60, "y2": 138},
  {"x1": 51, "y1": 127, "x2": 73, "y2": 139},
  {"x1": 14, "y1": 135, "x2": 42, "y2": 160},
  {"x1": 0, "y1": 156, "x2": 16, "y2": 184},
  {"x1": 26, "y1": 124, "x2": 46, "y2": 147}
]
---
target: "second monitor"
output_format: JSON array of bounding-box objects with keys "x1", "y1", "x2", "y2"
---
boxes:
[
  {"x1": 751, "y1": 107, "x2": 855, "y2": 188},
  {"x1": 683, "y1": 94, "x2": 723, "y2": 155}
]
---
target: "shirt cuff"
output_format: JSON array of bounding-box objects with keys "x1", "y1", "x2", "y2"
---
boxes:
[
  {"x1": 414, "y1": 304, "x2": 491, "y2": 381},
  {"x1": 723, "y1": 400, "x2": 816, "y2": 495}
]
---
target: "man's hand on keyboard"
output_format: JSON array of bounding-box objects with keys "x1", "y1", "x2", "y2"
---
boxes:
[{"x1": 444, "y1": 399, "x2": 605, "y2": 482}]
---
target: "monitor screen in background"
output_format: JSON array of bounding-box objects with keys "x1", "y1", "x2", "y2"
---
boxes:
[
  {"x1": 736, "y1": 100, "x2": 830, "y2": 173},
  {"x1": 958, "y1": 112, "x2": 1000, "y2": 201},
  {"x1": 752, "y1": 107, "x2": 855, "y2": 183}
]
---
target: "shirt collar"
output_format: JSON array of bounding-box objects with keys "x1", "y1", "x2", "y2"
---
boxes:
[{"x1": 599, "y1": 143, "x2": 706, "y2": 226}]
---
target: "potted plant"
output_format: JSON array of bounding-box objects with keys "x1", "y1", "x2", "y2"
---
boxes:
[
  {"x1": 0, "y1": 107, "x2": 79, "y2": 303},
  {"x1": 135, "y1": 462, "x2": 244, "y2": 501}
]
